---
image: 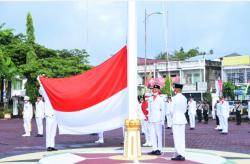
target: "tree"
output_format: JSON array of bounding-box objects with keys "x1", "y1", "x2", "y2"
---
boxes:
[
  {"x1": 20, "y1": 12, "x2": 38, "y2": 102},
  {"x1": 0, "y1": 24, "x2": 18, "y2": 103},
  {"x1": 0, "y1": 18, "x2": 92, "y2": 103},
  {"x1": 26, "y1": 12, "x2": 35, "y2": 46},
  {"x1": 161, "y1": 74, "x2": 173, "y2": 96},
  {"x1": 223, "y1": 81, "x2": 235, "y2": 100},
  {"x1": 155, "y1": 47, "x2": 212, "y2": 61}
]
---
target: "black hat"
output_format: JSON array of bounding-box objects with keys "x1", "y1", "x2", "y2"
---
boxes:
[
  {"x1": 173, "y1": 83, "x2": 183, "y2": 89},
  {"x1": 153, "y1": 84, "x2": 160, "y2": 89}
]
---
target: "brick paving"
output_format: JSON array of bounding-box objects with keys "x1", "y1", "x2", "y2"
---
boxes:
[{"x1": 0, "y1": 118, "x2": 249, "y2": 159}]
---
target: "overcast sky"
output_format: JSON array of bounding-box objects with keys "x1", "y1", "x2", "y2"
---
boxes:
[{"x1": 1, "y1": 0, "x2": 250, "y2": 65}]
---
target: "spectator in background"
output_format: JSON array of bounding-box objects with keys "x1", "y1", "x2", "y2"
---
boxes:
[
  {"x1": 214, "y1": 100, "x2": 221, "y2": 130},
  {"x1": 196, "y1": 101, "x2": 203, "y2": 123},
  {"x1": 234, "y1": 101, "x2": 243, "y2": 125},
  {"x1": 203, "y1": 101, "x2": 209, "y2": 124}
]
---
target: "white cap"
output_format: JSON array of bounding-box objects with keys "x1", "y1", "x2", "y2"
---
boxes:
[{"x1": 24, "y1": 96, "x2": 30, "y2": 101}]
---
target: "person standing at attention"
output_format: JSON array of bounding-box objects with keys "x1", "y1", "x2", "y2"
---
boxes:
[
  {"x1": 188, "y1": 97, "x2": 196, "y2": 130},
  {"x1": 35, "y1": 95, "x2": 45, "y2": 137},
  {"x1": 147, "y1": 84, "x2": 165, "y2": 155},
  {"x1": 171, "y1": 83, "x2": 187, "y2": 161}
]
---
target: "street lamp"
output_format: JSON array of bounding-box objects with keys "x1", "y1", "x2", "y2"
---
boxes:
[{"x1": 144, "y1": 9, "x2": 163, "y2": 89}]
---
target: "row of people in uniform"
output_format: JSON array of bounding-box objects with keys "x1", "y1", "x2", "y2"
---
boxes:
[
  {"x1": 138, "y1": 83, "x2": 187, "y2": 161},
  {"x1": 21, "y1": 94, "x2": 58, "y2": 151},
  {"x1": 185, "y1": 99, "x2": 210, "y2": 129},
  {"x1": 22, "y1": 94, "x2": 105, "y2": 152}
]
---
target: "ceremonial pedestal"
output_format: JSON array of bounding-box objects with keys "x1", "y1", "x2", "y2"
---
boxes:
[{"x1": 123, "y1": 119, "x2": 141, "y2": 159}]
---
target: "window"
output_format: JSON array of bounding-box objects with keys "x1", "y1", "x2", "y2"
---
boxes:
[{"x1": 193, "y1": 73, "x2": 200, "y2": 84}]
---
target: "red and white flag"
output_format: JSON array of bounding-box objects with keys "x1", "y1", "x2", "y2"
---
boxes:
[{"x1": 39, "y1": 46, "x2": 128, "y2": 134}]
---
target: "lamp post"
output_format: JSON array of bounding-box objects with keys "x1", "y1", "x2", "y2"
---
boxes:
[{"x1": 144, "y1": 9, "x2": 163, "y2": 89}]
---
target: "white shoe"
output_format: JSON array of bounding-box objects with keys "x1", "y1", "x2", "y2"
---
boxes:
[
  {"x1": 214, "y1": 126, "x2": 219, "y2": 130},
  {"x1": 95, "y1": 139, "x2": 104, "y2": 144},
  {"x1": 22, "y1": 133, "x2": 30, "y2": 137},
  {"x1": 143, "y1": 142, "x2": 148, "y2": 146}
]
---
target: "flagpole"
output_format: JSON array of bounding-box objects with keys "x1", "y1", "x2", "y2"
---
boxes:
[{"x1": 123, "y1": 0, "x2": 141, "y2": 159}]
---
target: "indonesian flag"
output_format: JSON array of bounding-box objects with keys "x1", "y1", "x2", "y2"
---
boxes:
[{"x1": 38, "y1": 46, "x2": 128, "y2": 134}]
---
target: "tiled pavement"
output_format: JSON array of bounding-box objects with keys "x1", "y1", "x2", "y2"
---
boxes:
[{"x1": 0, "y1": 118, "x2": 249, "y2": 159}]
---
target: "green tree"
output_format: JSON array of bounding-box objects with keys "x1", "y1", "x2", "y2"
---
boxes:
[
  {"x1": 26, "y1": 12, "x2": 35, "y2": 46},
  {"x1": 20, "y1": 12, "x2": 38, "y2": 102},
  {"x1": 223, "y1": 81, "x2": 235, "y2": 100},
  {"x1": 155, "y1": 47, "x2": 212, "y2": 61},
  {"x1": 0, "y1": 24, "x2": 18, "y2": 103},
  {"x1": 161, "y1": 74, "x2": 173, "y2": 96},
  {"x1": 0, "y1": 19, "x2": 92, "y2": 103}
]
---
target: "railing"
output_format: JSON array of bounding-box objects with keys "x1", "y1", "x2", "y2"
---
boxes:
[{"x1": 138, "y1": 60, "x2": 206, "y2": 72}]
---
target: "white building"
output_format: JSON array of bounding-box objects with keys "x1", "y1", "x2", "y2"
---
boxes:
[{"x1": 137, "y1": 57, "x2": 221, "y2": 100}]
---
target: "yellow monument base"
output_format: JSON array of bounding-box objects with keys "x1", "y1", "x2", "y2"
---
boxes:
[{"x1": 123, "y1": 119, "x2": 141, "y2": 159}]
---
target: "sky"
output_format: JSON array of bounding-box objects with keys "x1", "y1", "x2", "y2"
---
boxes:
[{"x1": 0, "y1": 0, "x2": 250, "y2": 65}]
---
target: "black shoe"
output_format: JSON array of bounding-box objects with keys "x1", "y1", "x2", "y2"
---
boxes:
[
  {"x1": 171, "y1": 155, "x2": 185, "y2": 161},
  {"x1": 154, "y1": 150, "x2": 161, "y2": 155},
  {"x1": 190, "y1": 128, "x2": 194, "y2": 130},
  {"x1": 36, "y1": 134, "x2": 43, "y2": 137},
  {"x1": 50, "y1": 147, "x2": 58, "y2": 151},
  {"x1": 166, "y1": 127, "x2": 171, "y2": 129},
  {"x1": 47, "y1": 147, "x2": 52, "y2": 151},
  {"x1": 221, "y1": 132, "x2": 228, "y2": 135},
  {"x1": 148, "y1": 150, "x2": 156, "y2": 155}
]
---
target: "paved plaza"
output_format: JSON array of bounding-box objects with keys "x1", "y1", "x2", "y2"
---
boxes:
[{"x1": 0, "y1": 118, "x2": 250, "y2": 163}]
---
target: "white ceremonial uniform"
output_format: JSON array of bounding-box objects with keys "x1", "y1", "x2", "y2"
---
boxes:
[
  {"x1": 188, "y1": 100, "x2": 196, "y2": 128},
  {"x1": 216, "y1": 102, "x2": 222, "y2": 130},
  {"x1": 220, "y1": 100, "x2": 230, "y2": 133},
  {"x1": 139, "y1": 100, "x2": 151, "y2": 146},
  {"x1": 23, "y1": 102, "x2": 33, "y2": 136},
  {"x1": 248, "y1": 101, "x2": 250, "y2": 119},
  {"x1": 35, "y1": 100, "x2": 45, "y2": 135},
  {"x1": 148, "y1": 95, "x2": 165, "y2": 151},
  {"x1": 39, "y1": 86, "x2": 58, "y2": 148},
  {"x1": 165, "y1": 100, "x2": 173, "y2": 128},
  {"x1": 171, "y1": 93, "x2": 187, "y2": 157}
]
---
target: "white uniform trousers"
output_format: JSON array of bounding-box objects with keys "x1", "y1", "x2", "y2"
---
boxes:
[
  {"x1": 23, "y1": 118, "x2": 32, "y2": 134},
  {"x1": 36, "y1": 117, "x2": 44, "y2": 135},
  {"x1": 98, "y1": 132, "x2": 104, "y2": 141},
  {"x1": 188, "y1": 113, "x2": 196, "y2": 128},
  {"x1": 166, "y1": 114, "x2": 172, "y2": 128},
  {"x1": 150, "y1": 122, "x2": 162, "y2": 151},
  {"x1": 142, "y1": 120, "x2": 151, "y2": 144},
  {"x1": 172, "y1": 124, "x2": 185, "y2": 157},
  {"x1": 217, "y1": 115, "x2": 222, "y2": 129},
  {"x1": 46, "y1": 115, "x2": 57, "y2": 148},
  {"x1": 221, "y1": 115, "x2": 228, "y2": 133},
  {"x1": 248, "y1": 109, "x2": 250, "y2": 119}
]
